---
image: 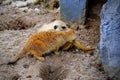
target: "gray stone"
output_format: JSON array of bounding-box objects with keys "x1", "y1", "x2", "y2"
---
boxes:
[
  {"x1": 60, "y1": 0, "x2": 87, "y2": 24},
  {"x1": 100, "y1": 0, "x2": 120, "y2": 79}
]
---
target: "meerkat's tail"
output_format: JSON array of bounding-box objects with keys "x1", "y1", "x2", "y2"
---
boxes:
[
  {"x1": 7, "y1": 47, "x2": 27, "y2": 65},
  {"x1": 73, "y1": 40, "x2": 95, "y2": 51}
]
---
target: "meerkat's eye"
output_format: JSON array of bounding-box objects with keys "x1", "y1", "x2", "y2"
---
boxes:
[
  {"x1": 54, "y1": 25, "x2": 58, "y2": 29},
  {"x1": 61, "y1": 26, "x2": 66, "y2": 29}
]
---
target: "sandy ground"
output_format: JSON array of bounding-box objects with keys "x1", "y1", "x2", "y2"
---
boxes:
[{"x1": 0, "y1": 1, "x2": 107, "y2": 80}]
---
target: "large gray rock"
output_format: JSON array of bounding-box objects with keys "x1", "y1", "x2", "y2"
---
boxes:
[
  {"x1": 100, "y1": 0, "x2": 120, "y2": 79},
  {"x1": 60, "y1": 0, "x2": 87, "y2": 24}
]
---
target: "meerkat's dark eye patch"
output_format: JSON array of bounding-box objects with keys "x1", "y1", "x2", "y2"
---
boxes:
[
  {"x1": 54, "y1": 25, "x2": 58, "y2": 29},
  {"x1": 61, "y1": 26, "x2": 66, "y2": 29}
]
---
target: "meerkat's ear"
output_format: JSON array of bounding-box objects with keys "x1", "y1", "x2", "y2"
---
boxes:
[
  {"x1": 54, "y1": 25, "x2": 58, "y2": 29},
  {"x1": 66, "y1": 24, "x2": 71, "y2": 28}
]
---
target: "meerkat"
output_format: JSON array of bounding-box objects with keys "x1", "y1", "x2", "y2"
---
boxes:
[
  {"x1": 8, "y1": 29, "x2": 76, "y2": 64},
  {"x1": 37, "y1": 20, "x2": 69, "y2": 32},
  {"x1": 37, "y1": 19, "x2": 94, "y2": 51}
]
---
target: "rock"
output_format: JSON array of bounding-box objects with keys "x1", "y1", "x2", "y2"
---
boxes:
[
  {"x1": 60, "y1": 0, "x2": 87, "y2": 24},
  {"x1": 34, "y1": 8, "x2": 40, "y2": 13},
  {"x1": 18, "y1": 7, "x2": 29, "y2": 12},
  {"x1": 100, "y1": 0, "x2": 120, "y2": 79},
  {"x1": 26, "y1": 0, "x2": 39, "y2": 4},
  {"x1": 2, "y1": 0, "x2": 13, "y2": 5},
  {"x1": 18, "y1": 7, "x2": 40, "y2": 13},
  {"x1": 11, "y1": 0, "x2": 39, "y2": 7},
  {"x1": 11, "y1": 1, "x2": 27, "y2": 7}
]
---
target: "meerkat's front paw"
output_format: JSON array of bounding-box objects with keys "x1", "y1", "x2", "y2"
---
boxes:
[
  {"x1": 54, "y1": 51, "x2": 60, "y2": 55},
  {"x1": 37, "y1": 57, "x2": 45, "y2": 61}
]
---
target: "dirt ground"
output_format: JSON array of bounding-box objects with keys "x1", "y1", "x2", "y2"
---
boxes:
[{"x1": 0, "y1": 1, "x2": 108, "y2": 80}]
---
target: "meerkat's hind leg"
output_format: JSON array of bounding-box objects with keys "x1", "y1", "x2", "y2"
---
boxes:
[
  {"x1": 29, "y1": 50, "x2": 45, "y2": 61},
  {"x1": 73, "y1": 40, "x2": 95, "y2": 51},
  {"x1": 62, "y1": 42, "x2": 73, "y2": 50}
]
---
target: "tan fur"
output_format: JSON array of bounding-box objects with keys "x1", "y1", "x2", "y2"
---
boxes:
[{"x1": 8, "y1": 29, "x2": 76, "y2": 64}]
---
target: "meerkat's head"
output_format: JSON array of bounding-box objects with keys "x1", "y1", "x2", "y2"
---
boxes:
[
  {"x1": 65, "y1": 29, "x2": 76, "y2": 41},
  {"x1": 53, "y1": 20, "x2": 69, "y2": 31},
  {"x1": 37, "y1": 20, "x2": 69, "y2": 32}
]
